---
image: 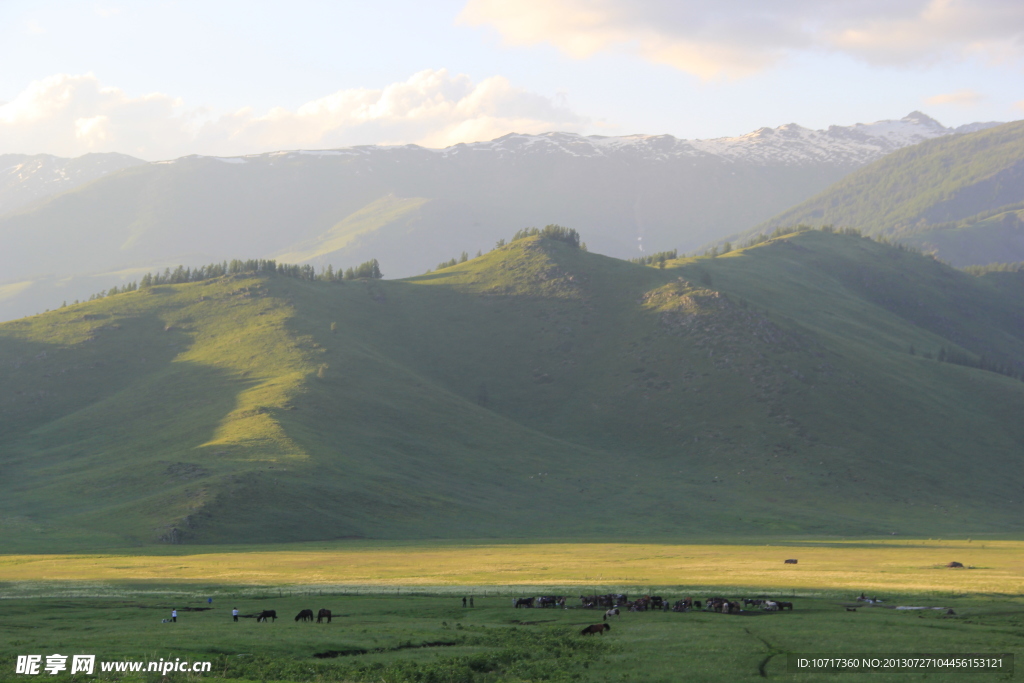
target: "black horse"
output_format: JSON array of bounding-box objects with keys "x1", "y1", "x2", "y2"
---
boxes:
[
  {"x1": 295, "y1": 609, "x2": 314, "y2": 622},
  {"x1": 581, "y1": 623, "x2": 611, "y2": 635},
  {"x1": 317, "y1": 608, "x2": 332, "y2": 623},
  {"x1": 256, "y1": 610, "x2": 277, "y2": 622}
]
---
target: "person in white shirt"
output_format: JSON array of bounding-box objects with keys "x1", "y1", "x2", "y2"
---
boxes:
[
  {"x1": 171, "y1": 609, "x2": 177, "y2": 622},
  {"x1": 232, "y1": 608, "x2": 239, "y2": 622}
]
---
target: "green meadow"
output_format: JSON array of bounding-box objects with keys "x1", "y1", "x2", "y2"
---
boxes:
[
  {"x1": 2, "y1": 540, "x2": 1023, "y2": 680},
  {"x1": 1, "y1": 578, "x2": 1021, "y2": 682}
]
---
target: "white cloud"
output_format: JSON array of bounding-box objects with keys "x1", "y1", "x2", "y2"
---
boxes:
[
  {"x1": 925, "y1": 89, "x2": 984, "y2": 106},
  {"x1": 459, "y1": 0, "x2": 1024, "y2": 79},
  {"x1": 0, "y1": 71, "x2": 586, "y2": 160}
]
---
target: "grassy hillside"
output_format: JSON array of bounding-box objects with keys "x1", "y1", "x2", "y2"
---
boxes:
[
  {"x1": 753, "y1": 120, "x2": 1024, "y2": 264},
  {"x1": 2, "y1": 231, "x2": 1024, "y2": 550}
]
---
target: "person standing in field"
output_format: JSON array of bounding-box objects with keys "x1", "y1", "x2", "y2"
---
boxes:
[
  {"x1": 470, "y1": 597, "x2": 474, "y2": 608},
  {"x1": 232, "y1": 608, "x2": 239, "y2": 622},
  {"x1": 462, "y1": 597, "x2": 467, "y2": 607},
  {"x1": 171, "y1": 609, "x2": 177, "y2": 623}
]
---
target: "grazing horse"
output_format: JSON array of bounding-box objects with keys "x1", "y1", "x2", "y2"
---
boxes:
[
  {"x1": 594, "y1": 593, "x2": 627, "y2": 608},
  {"x1": 295, "y1": 609, "x2": 314, "y2": 622},
  {"x1": 603, "y1": 608, "x2": 619, "y2": 621},
  {"x1": 777, "y1": 601, "x2": 793, "y2": 611},
  {"x1": 537, "y1": 596, "x2": 563, "y2": 608},
  {"x1": 581, "y1": 623, "x2": 611, "y2": 635},
  {"x1": 317, "y1": 608, "x2": 332, "y2": 623},
  {"x1": 256, "y1": 610, "x2": 277, "y2": 623},
  {"x1": 514, "y1": 598, "x2": 535, "y2": 609},
  {"x1": 705, "y1": 597, "x2": 726, "y2": 612},
  {"x1": 763, "y1": 601, "x2": 779, "y2": 611}
]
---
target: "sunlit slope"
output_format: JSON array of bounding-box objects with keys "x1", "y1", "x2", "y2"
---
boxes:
[
  {"x1": 756, "y1": 120, "x2": 1024, "y2": 264},
  {"x1": 2, "y1": 232, "x2": 1024, "y2": 549}
]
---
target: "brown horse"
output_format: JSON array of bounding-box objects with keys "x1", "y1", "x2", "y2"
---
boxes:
[
  {"x1": 581, "y1": 623, "x2": 611, "y2": 635},
  {"x1": 317, "y1": 608, "x2": 332, "y2": 623}
]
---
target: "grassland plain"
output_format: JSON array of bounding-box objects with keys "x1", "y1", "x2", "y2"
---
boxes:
[
  {"x1": 2, "y1": 540, "x2": 1024, "y2": 594},
  {"x1": 0, "y1": 586, "x2": 1021, "y2": 682},
  {"x1": 2, "y1": 229, "x2": 1024, "y2": 548}
]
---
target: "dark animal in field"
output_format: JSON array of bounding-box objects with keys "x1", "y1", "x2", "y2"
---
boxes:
[
  {"x1": 317, "y1": 608, "x2": 332, "y2": 623},
  {"x1": 672, "y1": 599, "x2": 691, "y2": 612},
  {"x1": 581, "y1": 623, "x2": 611, "y2": 635},
  {"x1": 295, "y1": 609, "x2": 314, "y2": 622},
  {"x1": 777, "y1": 601, "x2": 793, "y2": 611},
  {"x1": 744, "y1": 598, "x2": 765, "y2": 607},
  {"x1": 256, "y1": 610, "x2": 277, "y2": 622},
  {"x1": 947, "y1": 561, "x2": 964, "y2": 568},
  {"x1": 514, "y1": 598, "x2": 535, "y2": 608},
  {"x1": 537, "y1": 596, "x2": 564, "y2": 608},
  {"x1": 603, "y1": 608, "x2": 619, "y2": 621},
  {"x1": 705, "y1": 597, "x2": 727, "y2": 612},
  {"x1": 846, "y1": 607, "x2": 857, "y2": 612},
  {"x1": 784, "y1": 559, "x2": 798, "y2": 564},
  {"x1": 588, "y1": 593, "x2": 626, "y2": 608},
  {"x1": 650, "y1": 596, "x2": 664, "y2": 609}
]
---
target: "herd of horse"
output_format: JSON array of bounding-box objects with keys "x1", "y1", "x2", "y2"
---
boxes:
[
  {"x1": 245, "y1": 609, "x2": 332, "y2": 623},
  {"x1": 513, "y1": 594, "x2": 794, "y2": 615},
  {"x1": 242, "y1": 594, "x2": 794, "y2": 633}
]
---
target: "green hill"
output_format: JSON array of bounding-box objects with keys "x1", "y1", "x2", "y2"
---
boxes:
[
  {"x1": 2, "y1": 231, "x2": 1024, "y2": 550},
  {"x1": 753, "y1": 120, "x2": 1024, "y2": 265}
]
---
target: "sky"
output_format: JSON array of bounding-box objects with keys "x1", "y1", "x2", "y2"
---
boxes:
[{"x1": 1, "y1": 0, "x2": 1022, "y2": 160}]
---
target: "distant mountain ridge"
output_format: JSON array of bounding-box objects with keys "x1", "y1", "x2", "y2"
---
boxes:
[
  {"x1": 0, "y1": 152, "x2": 145, "y2": 215},
  {"x1": 751, "y1": 119, "x2": 1024, "y2": 265},
  {"x1": 0, "y1": 112, "x2": 1000, "y2": 322},
  {"x1": 157, "y1": 111, "x2": 994, "y2": 168}
]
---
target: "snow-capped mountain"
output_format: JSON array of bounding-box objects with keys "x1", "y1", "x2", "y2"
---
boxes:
[
  {"x1": 0, "y1": 152, "x2": 144, "y2": 215},
  {"x1": 1, "y1": 112, "x2": 995, "y2": 222},
  {"x1": 161, "y1": 111, "x2": 995, "y2": 168},
  {"x1": 147, "y1": 111, "x2": 995, "y2": 171}
]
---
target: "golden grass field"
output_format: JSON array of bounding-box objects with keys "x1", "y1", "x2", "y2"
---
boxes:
[{"x1": 2, "y1": 540, "x2": 1023, "y2": 594}]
